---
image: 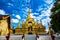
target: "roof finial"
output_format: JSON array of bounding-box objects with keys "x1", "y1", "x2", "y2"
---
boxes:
[
  {"x1": 40, "y1": 19, "x2": 42, "y2": 22},
  {"x1": 27, "y1": 6, "x2": 33, "y2": 19},
  {"x1": 28, "y1": 6, "x2": 31, "y2": 14},
  {"x1": 40, "y1": 19, "x2": 42, "y2": 24}
]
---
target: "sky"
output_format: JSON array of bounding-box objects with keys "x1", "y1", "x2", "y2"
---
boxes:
[{"x1": 0, "y1": 0, "x2": 55, "y2": 31}]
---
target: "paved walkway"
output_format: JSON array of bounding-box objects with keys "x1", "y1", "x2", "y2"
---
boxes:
[
  {"x1": 0, "y1": 34, "x2": 60, "y2": 40},
  {"x1": 25, "y1": 34, "x2": 36, "y2": 40},
  {"x1": 37, "y1": 35, "x2": 52, "y2": 40}
]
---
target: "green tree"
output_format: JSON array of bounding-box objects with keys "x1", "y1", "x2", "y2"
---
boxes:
[{"x1": 50, "y1": 0, "x2": 60, "y2": 32}]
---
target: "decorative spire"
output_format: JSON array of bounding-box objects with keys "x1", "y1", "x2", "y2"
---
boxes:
[
  {"x1": 40, "y1": 19, "x2": 42, "y2": 24},
  {"x1": 28, "y1": 7, "x2": 31, "y2": 14},
  {"x1": 39, "y1": 19, "x2": 43, "y2": 28},
  {"x1": 16, "y1": 19, "x2": 20, "y2": 29},
  {"x1": 27, "y1": 7, "x2": 32, "y2": 19}
]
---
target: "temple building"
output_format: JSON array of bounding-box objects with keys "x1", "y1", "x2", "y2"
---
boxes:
[
  {"x1": 14, "y1": 8, "x2": 46, "y2": 34},
  {"x1": 0, "y1": 8, "x2": 46, "y2": 36}
]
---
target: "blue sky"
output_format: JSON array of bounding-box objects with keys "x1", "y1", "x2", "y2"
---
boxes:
[{"x1": 0, "y1": 0, "x2": 55, "y2": 31}]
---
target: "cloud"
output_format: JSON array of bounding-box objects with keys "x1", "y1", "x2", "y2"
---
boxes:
[
  {"x1": 42, "y1": 17, "x2": 51, "y2": 31},
  {"x1": 37, "y1": 4, "x2": 53, "y2": 30},
  {"x1": 31, "y1": 14, "x2": 41, "y2": 23},
  {"x1": 45, "y1": 0, "x2": 53, "y2": 4},
  {"x1": 23, "y1": 13, "x2": 27, "y2": 17},
  {"x1": 42, "y1": 17, "x2": 51, "y2": 24},
  {"x1": 30, "y1": 3, "x2": 53, "y2": 24},
  {"x1": 33, "y1": 13, "x2": 39, "y2": 15},
  {"x1": 8, "y1": 3, "x2": 13, "y2": 6},
  {"x1": 22, "y1": 19, "x2": 26, "y2": 22},
  {"x1": 0, "y1": 9, "x2": 9, "y2": 15},
  {"x1": 42, "y1": 19, "x2": 48, "y2": 30},
  {"x1": 41, "y1": 19, "x2": 47, "y2": 25},
  {"x1": 26, "y1": 8, "x2": 32, "y2": 12},
  {"x1": 0, "y1": 10, "x2": 5, "y2": 15},
  {"x1": 37, "y1": 5, "x2": 44, "y2": 12},
  {"x1": 26, "y1": 0, "x2": 30, "y2": 3},
  {"x1": 12, "y1": 14, "x2": 15, "y2": 16},
  {"x1": 41, "y1": 10, "x2": 50, "y2": 17},
  {"x1": 0, "y1": 0, "x2": 55, "y2": 29},
  {"x1": 16, "y1": 15, "x2": 21, "y2": 19},
  {"x1": 11, "y1": 19, "x2": 19, "y2": 23},
  {"x1": 40, "y1": 4, "x2": 53, "y2": 17}
]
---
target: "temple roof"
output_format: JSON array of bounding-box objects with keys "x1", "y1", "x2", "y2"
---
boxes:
[{"x1": 39, "y1": 20, "x2": 45, "y2": 28}]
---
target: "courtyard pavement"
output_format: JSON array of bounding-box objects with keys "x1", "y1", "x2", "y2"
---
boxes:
[{"x1": 0, "y1": 34, "x2": 60, "y2": 40}]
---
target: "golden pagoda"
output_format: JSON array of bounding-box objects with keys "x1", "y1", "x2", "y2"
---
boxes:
[
  {"x1": 15, "y1": 19, "x2": 21, "y2": 34},
  {"x1": 0, "y1": 14, "x2": 46, "y2": 36},
  {"x1": 14, "y1": 8, "x2": 46, "y2": 34},
  {"x1": 37, "y1": 20, "x2": 46, "y2": 34},
  {"x1": 22, "y1": 8, "x2": 38, "y2": 28}
]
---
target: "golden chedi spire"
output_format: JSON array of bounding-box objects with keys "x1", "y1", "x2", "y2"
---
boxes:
[
  {"x1": 22, "y1": 19, "x2": 26, "y2": 28},
  {"x1": 39, "y1": 19, "x2": 45, "y2": 29},
  {"x1": 39, "y1": 19, "x2": 43, "y2": 28},
  {"x1": 27, "y1": 8, "x2": 33, "y2": 19},
  {"x1": 40, "y1": 19, "x2": 42, "y2": 25},
  {"x1": 16, "y1": 19, "x2": 20, "y2": 29}
]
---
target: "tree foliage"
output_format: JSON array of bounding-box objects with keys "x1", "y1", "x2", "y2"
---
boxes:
[{"x1": 50, "y1": 0, "x2": 60, "y2": 32}]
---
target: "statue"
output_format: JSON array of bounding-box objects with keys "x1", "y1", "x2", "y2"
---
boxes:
[{"x1": 0, "y1": 16, "x2": 9, "y2": 36}]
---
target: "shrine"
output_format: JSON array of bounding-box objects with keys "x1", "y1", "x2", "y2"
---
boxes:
[{"x1": 14, "y1": 8, "x2": 46, "y2": 34}]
